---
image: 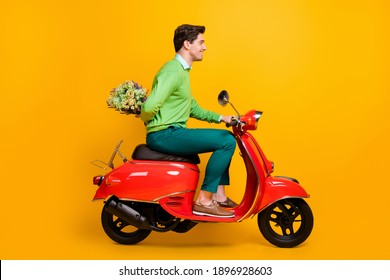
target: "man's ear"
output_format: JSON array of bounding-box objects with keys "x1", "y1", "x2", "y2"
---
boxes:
[{"x1": 183, "y1": 40, "x2": 191, "y2": 50}]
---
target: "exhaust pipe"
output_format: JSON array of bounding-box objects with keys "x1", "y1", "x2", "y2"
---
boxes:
[{"x1": 104, "y1": 196, "x2": 151, "y2": 230}]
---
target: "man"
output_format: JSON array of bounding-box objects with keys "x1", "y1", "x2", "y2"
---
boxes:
[{"x1": 141, "y1": 24, "x2": 237, "y2": 218}]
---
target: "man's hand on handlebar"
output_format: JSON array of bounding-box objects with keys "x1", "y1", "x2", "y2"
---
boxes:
[{"x1": 221, "y1": 115, "x2": 238, "y2": 127}]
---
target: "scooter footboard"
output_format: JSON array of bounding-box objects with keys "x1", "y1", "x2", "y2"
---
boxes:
[{"x1": 256, "y1": 176, "x2": 310, "y2": 212}]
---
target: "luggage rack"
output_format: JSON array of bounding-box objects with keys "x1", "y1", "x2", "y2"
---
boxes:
[{"x1": 90, "y1": 140, "x2": 127, "y2": 170}]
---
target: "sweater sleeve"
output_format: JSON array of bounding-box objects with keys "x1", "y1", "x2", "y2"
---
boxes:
[
  {"x1": 140, "y1": 71, "x2": 178, "y2": 123},
  {"x1": 190, "y1": 98, "x2": 221, "y2": 123}
]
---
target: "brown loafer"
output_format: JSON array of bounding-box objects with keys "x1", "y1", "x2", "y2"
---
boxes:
[
  {"x1": 193, "y1": 201, "x2": 234, "y2": 218},
  {"x1": 217, "y1": 197, "x2": 238, "y2": 208}
]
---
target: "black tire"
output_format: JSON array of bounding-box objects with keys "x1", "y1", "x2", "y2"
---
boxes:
[
  {"x1": 101, "y1": 206, "x2": 151, "y2": 245},
  {"x1": 257, "y1": 198, "x2": 313, "y2": 248}
]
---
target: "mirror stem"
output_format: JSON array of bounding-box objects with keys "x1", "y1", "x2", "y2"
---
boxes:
[{"x1": 228, "y1": 101, "x2": 240, "y2": 116}]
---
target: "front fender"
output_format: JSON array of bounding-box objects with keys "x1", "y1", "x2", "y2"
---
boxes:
[{"x1": 257, "y1": 176, "x2": 310, "y2": 212}]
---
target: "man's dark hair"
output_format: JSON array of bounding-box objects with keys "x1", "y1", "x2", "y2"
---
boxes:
[{"x1": 173, "y1": 24, "x2": 205, "y2": 52}]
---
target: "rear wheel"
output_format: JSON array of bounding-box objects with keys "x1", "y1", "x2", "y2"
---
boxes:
[
  {"x1": 101, "y1": 206, "x2": 151, "y2": 244},
  {"x1": 257, "y1": 198, "x2": 313, "y2": 248}
]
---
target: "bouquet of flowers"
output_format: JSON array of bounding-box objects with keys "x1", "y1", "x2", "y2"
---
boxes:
[{"x1": 106, "y1": 80, "x2": 148, "y2": 114}]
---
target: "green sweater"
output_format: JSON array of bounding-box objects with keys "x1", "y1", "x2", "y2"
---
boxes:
[{"x1": 141, "y1": 58, "x2": 221, "y2": 134}]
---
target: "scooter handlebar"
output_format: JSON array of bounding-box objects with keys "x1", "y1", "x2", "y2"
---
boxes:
[{"x1": 226, "y1": 117, "x2": 239, "y2": 128}]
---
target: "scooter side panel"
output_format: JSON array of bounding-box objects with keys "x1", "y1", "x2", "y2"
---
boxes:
[{"x1": 93, "y1": 160, "x2": 200, "y2": 202}]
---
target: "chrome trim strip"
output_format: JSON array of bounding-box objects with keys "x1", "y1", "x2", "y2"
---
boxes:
[{"x1": 153, "y1": 190, "x2": 195, "y2": 202}]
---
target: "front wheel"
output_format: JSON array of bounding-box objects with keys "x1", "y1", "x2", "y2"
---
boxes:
[
  {"x1": 101, "y1": 206, "x2": 151, "y2": 245},
  {"x1": 257, "y1": 198, "x2": 313, "y2": 248}
]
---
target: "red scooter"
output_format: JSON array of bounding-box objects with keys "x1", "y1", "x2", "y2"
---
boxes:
[{"x1": 91, "y1": 91, "x2": 314, "y2": 248}]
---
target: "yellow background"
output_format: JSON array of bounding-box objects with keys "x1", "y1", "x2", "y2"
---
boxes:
[{"x1": 1, "y1": 0, "x2": 389, "y2": 260}]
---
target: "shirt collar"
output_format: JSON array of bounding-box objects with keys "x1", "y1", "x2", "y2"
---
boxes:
[{"x1": 175, "y1": 54, "x2": 191, "y2": 70}]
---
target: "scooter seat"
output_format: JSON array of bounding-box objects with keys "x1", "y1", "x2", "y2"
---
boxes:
[{"x1": 132, "y1": 144, "x2": 200, "y2": 164}]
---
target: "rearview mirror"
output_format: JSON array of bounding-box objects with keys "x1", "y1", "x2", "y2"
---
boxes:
[{"x1": 218, "y1": 90, "x2": 229, "y2": 107}]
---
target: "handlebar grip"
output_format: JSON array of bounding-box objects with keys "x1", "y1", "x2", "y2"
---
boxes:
[{"x1": 226, "y1": 118, "x2": 238, "y2": 128}]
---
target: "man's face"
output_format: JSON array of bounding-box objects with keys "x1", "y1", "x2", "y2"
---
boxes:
[{"x1": 188, "y1": 33, "x2": 207, "y2": 62}]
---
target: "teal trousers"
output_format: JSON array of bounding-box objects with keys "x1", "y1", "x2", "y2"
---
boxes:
[{"x1": 146, "y1": 126, "x2": 236, "y2": 193}]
